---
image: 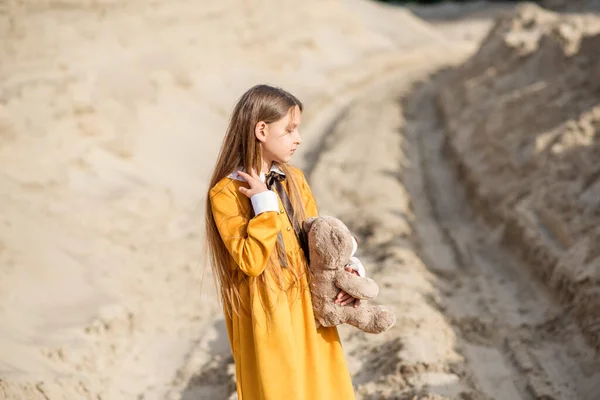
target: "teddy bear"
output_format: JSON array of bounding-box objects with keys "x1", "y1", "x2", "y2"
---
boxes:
[{"x1": 302, "y1": 216, "x2": 396, "y2": 334}]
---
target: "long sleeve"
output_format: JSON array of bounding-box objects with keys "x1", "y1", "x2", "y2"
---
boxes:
[
  {"x1": 210, "y1": 185, "x2": 282, "y2": 277},
  {"x1": 251, "y1": 190, "x2": 279, "y2": 215}
]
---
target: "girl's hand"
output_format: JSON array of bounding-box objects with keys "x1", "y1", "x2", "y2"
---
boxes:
[
  {"x1": 335, "y1": 267, "x2": 361, "y2": 308},
  {"x1": 237, "y1": 169, "x2": 269, "y2": 198}
]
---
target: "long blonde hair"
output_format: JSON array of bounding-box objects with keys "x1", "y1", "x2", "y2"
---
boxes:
[{"x1": 205, "y1": 85, "x2": 307, "y2": 319}]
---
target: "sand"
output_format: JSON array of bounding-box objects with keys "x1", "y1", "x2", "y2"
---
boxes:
[
  {"x1": 438, "y1": 2, "x2": 600, "y2": 350},
  {"x1": 1, "y1": 1, "x2": 599, "y2": 399}
]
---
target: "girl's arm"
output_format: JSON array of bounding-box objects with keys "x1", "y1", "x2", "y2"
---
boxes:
[{"x1": 210, "y1": 185, "x2": 282, "y2": 277}]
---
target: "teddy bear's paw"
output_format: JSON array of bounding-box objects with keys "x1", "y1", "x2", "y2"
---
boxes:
[{"x1": 364, "y1": 305, "x2": 396, "y2": 334}]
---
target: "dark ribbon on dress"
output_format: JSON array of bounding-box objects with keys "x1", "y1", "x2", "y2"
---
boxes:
[{"x1": 265, "y1": 171, "x2": 311, "y2": 266}]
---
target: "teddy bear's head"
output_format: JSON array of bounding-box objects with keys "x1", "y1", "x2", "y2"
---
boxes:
[{"x1": 303, "y1": 216, "x2": 354, "y2": 271}]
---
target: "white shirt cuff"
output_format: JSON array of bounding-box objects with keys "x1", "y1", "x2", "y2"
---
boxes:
[
  {"x1": 251, "y1": 190, "x2": 280, "y2": 215},
  {"x1": 348, "y1": 256, "x2": 366, "y2": 277}
]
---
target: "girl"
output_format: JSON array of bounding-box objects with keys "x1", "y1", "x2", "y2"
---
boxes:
[{"x1": 205, "y1": 85, "x2": 360, "y2": 399}]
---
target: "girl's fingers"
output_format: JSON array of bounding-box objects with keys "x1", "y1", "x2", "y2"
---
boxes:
[
  {"x1": 341, "y1": 296, "x2": 356, "y2": 306},
  {"x1": 337, "y1": 293, "x2": 352, "y2": 305},
  {"x1": 239, "y1": 170, "x2": 265, "y2": 191},
  {"x1": 336, "y1": 291, "x2": 360, "y2": 306},
  {"x1": 335, "y1": 290, "x2": 359, "y2": 306},
  {"x1": 239, "y1": 170, "x2": 257, "y2": 182},
  {"x1": 337, "y1": 291, "x2": 349, "y2": 301},
  {"x1": 237, "y1": 171, "x2": 250, "y2": 181},
  {"x1": 238, "y1": 186, "x2": 250, "y2": 197},
  {"x1": 237, "y1": 171, "x2": 259, "y2": 190}
]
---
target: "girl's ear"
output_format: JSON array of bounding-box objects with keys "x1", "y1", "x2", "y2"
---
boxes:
[{"x1": 255, "y1": 121, "x2": 268, "y2": 143}]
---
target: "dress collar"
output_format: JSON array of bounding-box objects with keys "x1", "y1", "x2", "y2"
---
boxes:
[{"x1": 227, "y1": 164, "x2": 285, "y2": 182}]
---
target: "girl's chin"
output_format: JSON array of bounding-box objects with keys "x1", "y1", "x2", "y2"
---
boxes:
[{"x1": 277, "y1": 155, "x2": 293, "y2": 163}]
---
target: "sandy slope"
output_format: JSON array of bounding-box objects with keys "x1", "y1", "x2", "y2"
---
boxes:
[
  {"x1": 305, "y1": 58, "x2": 600, "y2": 400},
  {"x1": 438, "y1": 3, "x2": 600, "y2": 350}
]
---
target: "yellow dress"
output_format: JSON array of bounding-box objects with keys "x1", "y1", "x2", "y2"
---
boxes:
[{"x1": 209, "y1": 166, "x2": 356, "y2": 400}]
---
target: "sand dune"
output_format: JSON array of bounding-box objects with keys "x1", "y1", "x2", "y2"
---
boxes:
[
  {"x1": 1, "y1": 1, "x2": 599, "y2": 399},
  {"x1": 439, "y1": 3, "x2": 600, "y2": 350}
]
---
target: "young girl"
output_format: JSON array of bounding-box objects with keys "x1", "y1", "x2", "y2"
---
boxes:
[{"x1": 205, "y1": 85, "x2": 359, "y2": 399}]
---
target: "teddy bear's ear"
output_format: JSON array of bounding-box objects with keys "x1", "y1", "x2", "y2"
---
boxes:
[{"x1": 303, "y1": 217, "x2": 318, "y2": 234}]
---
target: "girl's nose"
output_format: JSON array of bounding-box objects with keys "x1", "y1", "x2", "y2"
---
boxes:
[{"x1": 294, "y1": 131, "x2": 302, "y2": 144}]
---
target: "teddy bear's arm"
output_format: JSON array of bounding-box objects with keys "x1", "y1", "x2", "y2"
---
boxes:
[{"x1": 334, "y1": 270, "x2": 379, "y2": 300}]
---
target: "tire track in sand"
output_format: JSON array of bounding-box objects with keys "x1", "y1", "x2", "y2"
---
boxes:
[
  {"x1": 407, "y1": 77, "x2": 600, "y2": 400},
  {"x1": 307, "y1": 71, "x2": 600, "y2": 399}
]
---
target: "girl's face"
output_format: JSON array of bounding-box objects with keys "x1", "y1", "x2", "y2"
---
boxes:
[{"x1": 257, "y1": 105, "x2": 302, "y2": 165}]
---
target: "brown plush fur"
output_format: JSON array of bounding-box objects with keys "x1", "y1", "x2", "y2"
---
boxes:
[{"x1": 303, "y1": 216, "x2": 396, "y2": 334}]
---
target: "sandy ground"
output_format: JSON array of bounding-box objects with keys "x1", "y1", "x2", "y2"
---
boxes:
[
  {"x1": 438, "y1": 3, "x2": 600, "y2": 351},
  {"x1": 1, "y1": 1, "x2": 599, "y2": 399},
  {"x1": 306, "y1": 64, "x2": 600, "y2": 399}
]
